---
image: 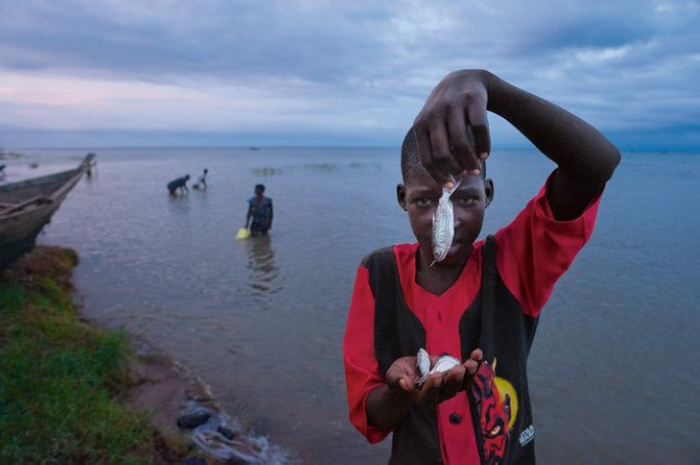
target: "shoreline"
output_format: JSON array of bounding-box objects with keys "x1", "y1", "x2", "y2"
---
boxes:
[{"x1": 0, "y1": 246, "x2": 293, "y2": 464}]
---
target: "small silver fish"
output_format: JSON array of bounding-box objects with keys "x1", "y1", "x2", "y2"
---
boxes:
[
  {"x1": 416, "y1": 347, "x2": 461, "y2": 387},
  {"x1": 417, "y1": 348, "x2": 431, "y2": 379},
  {"x1": 432, "y1": 178, "x2": 462, "y2": 265},
  {"x1": 430, "y1": 355, "x2": 461, "y2": 375}
]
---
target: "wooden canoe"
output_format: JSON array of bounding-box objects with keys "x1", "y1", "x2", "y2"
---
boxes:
[{"x1": 0, "y1": 154, "x2": 95, "y2": 269}]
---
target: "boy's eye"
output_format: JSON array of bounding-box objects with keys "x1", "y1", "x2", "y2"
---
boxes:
[
  {"x1": 415, "y1": 198, "x2": 433, "y2": 207},
  {"x1": 455, "y1": 195, "x2": 478, "y2": 206}
]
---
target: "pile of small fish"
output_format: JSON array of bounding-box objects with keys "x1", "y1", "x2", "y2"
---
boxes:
[
  {"x1": 432, "y1": 178, "x2": 462, "y2": 265},
  {"x1": 416, "y1": 348, "x2": 461, "y2": 387}
]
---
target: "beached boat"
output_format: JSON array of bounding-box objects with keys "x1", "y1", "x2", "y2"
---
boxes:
[{"x1": 0, "y1": 154, "x2": 95, "y2": 269}]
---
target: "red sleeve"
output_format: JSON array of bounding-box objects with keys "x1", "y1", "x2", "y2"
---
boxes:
[
  {"x1": 343, "y1": 266, "x2": 391, "y2": 443},
  {"x1": 495, "y1": 171, "x2": 603, "y2": 318}
]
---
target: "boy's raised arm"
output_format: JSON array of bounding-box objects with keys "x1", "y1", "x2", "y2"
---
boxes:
[{"x1": 414, "y1": 69, "x2": 621, "y2": 220}]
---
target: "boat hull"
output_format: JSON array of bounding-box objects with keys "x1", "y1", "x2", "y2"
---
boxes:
[
  {"x1": 0, "y1": 155, "x2": 93, "y2": 269},
  {"x1": 0, "y1": 223, "x2": 46, "y2": 269}
]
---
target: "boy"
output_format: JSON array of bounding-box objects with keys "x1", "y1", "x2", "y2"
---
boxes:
[
  {"x1": 245, "y1": 184, "x2": 273, "y2": 236},
  {"x1": 343, "y1": 69, "x2": 620, "y2": 464}
]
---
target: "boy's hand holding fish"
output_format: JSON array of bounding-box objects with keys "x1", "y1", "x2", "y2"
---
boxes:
[
  {"x1": 413, "y1": 70, "x2": 492, "y2": 186},
  {"x1": 413, "y1": 69, "x2": 619, "y2": 221},
  {"x1": 366, "y1": 349, "x2": 483, "y2": 430}
]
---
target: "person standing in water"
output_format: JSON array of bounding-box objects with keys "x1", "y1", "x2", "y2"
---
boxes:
[
  {"x1": 245, "y1": 184, "x2": 273, "y2": 236},
  {"x1": 198, "y1": 168, "x2": 209, "y2": 190}
]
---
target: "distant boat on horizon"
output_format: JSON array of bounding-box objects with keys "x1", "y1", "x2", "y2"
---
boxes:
[
  {"x1": 249, "y1": 146, "x2": 261, "y2": 151},
  {"x1": 0, "y1": 154, "x2": 95, "y2": 269}
]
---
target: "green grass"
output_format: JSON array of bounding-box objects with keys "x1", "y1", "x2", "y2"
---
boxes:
[{"x1": 0, "y1": 247, "x2": 158, "y2": 464}]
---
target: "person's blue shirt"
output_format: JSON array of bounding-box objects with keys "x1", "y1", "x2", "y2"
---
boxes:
[{"x1": 248, "y1": 196, "x2": 272, "y2": 224}]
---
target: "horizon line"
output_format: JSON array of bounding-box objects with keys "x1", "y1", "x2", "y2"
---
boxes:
[{"x1": 2, "y1": 145, "x2": 699, "y2": 154}]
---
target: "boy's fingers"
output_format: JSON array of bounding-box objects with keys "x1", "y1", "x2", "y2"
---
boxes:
[
  {"x1": 413, "y1": 125, "x2": 433, "y2": 173},
  {"x1": 428, "y1": 123, "x2": 461, "y2": 185},
  {"x1": 456, "y1": 141, "x2": 481, "y2": 176},
  {"x1": 446, "y1": 110, "x2": 470, "y2": 172},
  {"x1": 415, "y1": 127, "x2": 449, "y2": 186},
  {"x1": 470, "y1": 348, "x2": 483, "y2": 362},
  {"x1": 459, "y1": 348, "x2": 484, "y2": 390},
  {"x1": 447, "y1": 114, "x2": 481, "y2": 176},
  {"x1": 393, "y1": 372, "x2": 419, "y2": 392},
  {"x1": 463, "y1": 359, "x2": 479, "y2": 376},
  {"x1": 459, "y1": 359, "x2": 481, "y2": 391},
  {"x1": 440, "y1": 366, "x2": 466, "y2": 400},
  {"x1": 466, "y1": 97, "x2": 491, "y2": 161},
  {"x1": 471, "y1": 123, "x2": 491, "y2": 163},
  {"x1": 415, "y1": 117, "x2": 466, "y2": 186},
  {"x1": 398, "y1": 378, "x2": 415, "y2": 392},
  {"x1": 447, "y1": 365, "x2": 467, "y2": 382},
  {"x1": 463, "y1": 348, "x2": 484, "y2": 377},
  {"x1": 415, "y1": 375, "x2": 443, "y2": 405}
]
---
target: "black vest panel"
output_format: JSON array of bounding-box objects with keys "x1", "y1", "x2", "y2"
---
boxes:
[{"x1": 364, "y1": 247, "x2": 441, "y2": 464}]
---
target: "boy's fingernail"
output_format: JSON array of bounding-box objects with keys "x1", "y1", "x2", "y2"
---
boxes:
[
  {"x1": 469, "y1": 169, "x2": 481, "y2": 176},
  {"x1": 479, "y1": 152, "x2": 488, "y2": 160},
  {"x1": 444, "y1": 181, "x2": 454, "y2": 189}
]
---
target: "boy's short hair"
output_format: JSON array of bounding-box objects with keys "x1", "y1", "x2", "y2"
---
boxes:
[
  {"x1": 401, "y1": 127, "x2": 486, "y2": 181},
  {"x1": 255, "y1": 183, "x2": 265, "y2": 192}
]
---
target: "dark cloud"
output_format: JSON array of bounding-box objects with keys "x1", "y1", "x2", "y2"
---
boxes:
[
  {"x1": 0, "y1": 0, "x2": 697, "y2": 149},
  {"x1": 0, "y1": 1, "x2": 396, "y2": 83},
  {"x1": 532, "y1": 19, "x2": 650, "y2": 50}
]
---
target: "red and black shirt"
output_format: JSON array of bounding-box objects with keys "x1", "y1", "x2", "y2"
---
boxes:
[{"x1": 343, "y1": 175, "x2": 602, "y2": 464}]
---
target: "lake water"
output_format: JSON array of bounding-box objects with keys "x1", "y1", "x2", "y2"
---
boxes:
[{"x1": 6, "y1": 147, "x2": 698, "y2": 464}]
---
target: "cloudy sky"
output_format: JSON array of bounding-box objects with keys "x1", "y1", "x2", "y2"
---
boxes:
[{"x1": 0, "y1": 0, "x2": 698, "y2": 150}]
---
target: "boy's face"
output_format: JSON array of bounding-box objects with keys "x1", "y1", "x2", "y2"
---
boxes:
[{"x1": 397, "y1": 168, "x2": 493, "y2": 265}]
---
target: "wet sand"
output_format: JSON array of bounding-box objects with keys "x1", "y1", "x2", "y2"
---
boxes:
[{"x1": 124, "y1": 344, "x2": 213, "y2": 438}]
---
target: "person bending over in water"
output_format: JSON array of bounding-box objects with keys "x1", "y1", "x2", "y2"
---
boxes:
[
  {"x1": 167, "y1": 175, "x2": 190, "y2": 195},
  {"x1": 245, "y1": 184, "x2": 273, "y2": 236},
  {"x1": 343, "y1": 69, "x2": 620, "y2": 464}
]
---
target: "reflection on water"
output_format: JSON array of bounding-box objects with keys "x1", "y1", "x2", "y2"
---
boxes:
[
  {"x1": 245, "y1": 235, "x2": 282, "y2": 298},
  {"x1": 167, "y1": 192, "x2": 191, "y2": 214}
]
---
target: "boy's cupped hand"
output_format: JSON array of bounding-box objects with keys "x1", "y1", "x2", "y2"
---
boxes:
[
  {"x1": 413, "y1": 69, "x2": 492, "y2": 186},
  {"x1": 386, "y1": 348, "x2": 483, "y2": 406}
]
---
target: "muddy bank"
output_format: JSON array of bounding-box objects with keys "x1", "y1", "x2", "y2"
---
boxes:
[{"x1": 126, "y1": 341, "x2": 294, "y2": 463}]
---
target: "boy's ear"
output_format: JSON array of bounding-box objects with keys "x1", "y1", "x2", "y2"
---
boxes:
[
  {"x1": 484, "y1": 178, "x2": 494, "y2": 208},
  {"x1": 396, "y1": 184, "x2": 408, "y2": 211}
]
